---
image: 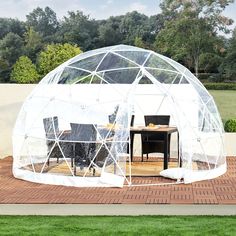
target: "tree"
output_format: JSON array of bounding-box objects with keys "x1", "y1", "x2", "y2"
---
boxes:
[
  {"x1": 38, "y1": 43, "x2": 82, "y2": 77},
  {"x1": 199, "y1": 52, "x2": 222, "y2": 73},
  {"x1": 59, "y1": 11, "x2": 99, "y2": 50},
  {"x1": 155, "y1": 15, "x2": 216, "y2": 77},
  {"x1": 26, "y1": 7, "x2": 59, "y2": 39},
  {"x1": 120, "y1": 11, "x2": 150, "y2": 45},
  {"x1": 134, "y1": 37, "x2": 145, "y2": 48},
  {"x1": 0, "y1": 32, "x2": 24, "y2": 82},
  {"x1": 0, "y1": 32, "x2": 24, "y2": 65},
  {"x1": 159, "y1": 0, "x2": 234, "y2": 33},
  {"x1": 220, "y1": 28, "x2": 236, "y2": 81},
  {"x1": 155, "y1": 0, "x2": 233, "y2": 77},
  {"x1": 0, "y1": 18, "x2": 26, "y2": 39},
  {"x1": 24, "y1": 27, "x2": 43, "y2": 62},
  {"x1": 149, "y1": 14, "x2": 167, "y2": 35},
  {"x1": 0, "y1": 58, "x2": 9, "y2": 82},
  {"x1": 98, "y1": 17, "x2": 124, "y2": 46},
  {"x1": 10, "y1": 56, "x2": 39, "y2": 83},
  {"x1": 97, "y1": 12, "x2": 158, "y2": 49}
]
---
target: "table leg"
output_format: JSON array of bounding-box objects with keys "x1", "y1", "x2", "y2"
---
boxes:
[
  {"x1": 130, "y1": 132, "x2": 134, "y2": 162},
  {"x1": 164, "y1": 133, "x2": 168, "y2": 170},
  {"x1": 177, "y1": 131, "x2": 182, "y2": 167}
]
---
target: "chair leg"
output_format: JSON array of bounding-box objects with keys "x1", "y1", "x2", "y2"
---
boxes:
[
  {"x1": 47, "y1": 155, "x2": 50, "y2": 166},
  {"x1": 73, "y1": 162, "x2": 76, "y2": 176},
  {"x1": 73, "y1": 143, "x2": 76, "y2": 176},
  {"x1": 168, "y1": 134, "x2": 171, "y2": 161},
  {"x1": 70, "y1": 144, "x2": 75, "y2": 168},
  {"x1": 147, "y1": 153, "x2": 149, "y2": 160},
  {"x1": 72, "y1": 143, "x2": 75, "y2": 168}
]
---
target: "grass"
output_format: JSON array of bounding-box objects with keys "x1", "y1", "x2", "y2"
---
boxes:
[
  {"x1": 0, "y1": 216, "x2": 235, "y2": 235},
  {"x1": 209, "y1": 90, "x2": 236, "y2": 123}
]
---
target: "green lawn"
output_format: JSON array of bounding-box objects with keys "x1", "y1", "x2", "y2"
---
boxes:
[
  {"x1": 0, "y1": 216, "x2": 235, "y2": 235},
  {"x1": 209, "y1": 90, "x2": 236, "y2": 123}
]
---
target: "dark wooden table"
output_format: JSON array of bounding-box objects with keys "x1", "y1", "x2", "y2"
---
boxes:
[{"x1": 130, "y1": 126, "x2": 179, "y2": 170}]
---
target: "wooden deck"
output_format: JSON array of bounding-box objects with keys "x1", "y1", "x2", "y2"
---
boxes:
[
  {"x1": 22, "y1": 156, "x2": 188, "y2": 177},
  {"x1": 32, "y1": 160, "x2": 176, "y2": 177},
  {"x1": 0, "y1": 156, "x2": 235, "y2": 204}
]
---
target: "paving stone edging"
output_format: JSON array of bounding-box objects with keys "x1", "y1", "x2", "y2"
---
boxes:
[{"x1": 0, "y1": 204, "x2": 236, "y2": 215}]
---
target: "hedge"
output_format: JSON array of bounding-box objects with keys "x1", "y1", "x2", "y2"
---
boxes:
[
  {"x1": 198, "y1": 73, "x2": 223, "y2": 82},
  {"x1": 224, "y1": 119, "x2": 236, "y2": 132},
  {"x1": 203, "y1": 83, "x2": 236, "y2": 90}
]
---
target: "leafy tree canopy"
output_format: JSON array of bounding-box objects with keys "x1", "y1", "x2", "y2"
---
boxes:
[
  {"x1": 98, "y1": 16, "x2": 124, "y2": 47},
  {"x1": 24, "y1": 27, "x2": 43, "y2": 62},
  {"x1": 10, "y1": 56, "x2": 39, "y2": 83},
  {"x1": 120, "y1": 11, "x2": 150, "y2": 45},
  {"x1": 155, "y1": 0, "x2": 233, "y2": 77},
  {"x1": 0, "y1": 58, "x2": 10, "y2": 82},
  {"x1": 160, "y1": 0, "x2": 234, "y2": 33},
  {"x1": 26, "y1": 7, "x2": 59, "y2": 38},
  {"x1": 59, "y1": 11, "x2": 99, "y2": 50},
  {"x1": 199, "y1": 52, "x2": 223, "y2": 73},
  {"x1": 0, "y1": 32, "x2": 24, "y2": 66},
  {"x1": 219, "y1": 28, "x2": 236, "y2": 80},
  {"x1": 38, "y1": 43, "x2": 82, "y2": 77},
  {"x1": 0, "y1": 18, "x2": 26, "y2": 39},
  {"x1": 0, "y1": 3, "x2": 235, "y2": 83}
]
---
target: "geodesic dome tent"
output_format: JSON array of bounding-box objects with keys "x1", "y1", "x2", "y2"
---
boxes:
[{"x1": 12, "y1": 45, "x2": 226, "y2": 187}]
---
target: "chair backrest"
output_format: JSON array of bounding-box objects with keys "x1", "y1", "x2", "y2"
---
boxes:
[
  {"x1": 108, "y1": 105, "x2": 119, "y2": 124},
  {"x1": 43, "y1": 116, "x2": 59, "y2": 138},
  {"x1": 70, "y1": 123, "x2": 97, "y2": 141},
  {"x1": 108, "y1": 114, "x2": 115, "y2": 124},
  {"x1": 130, "y1": 115, "x2": 135, "y2": 127},
  {"x1": 144, "y1": 115, "x2": 170, "y2": 126}
]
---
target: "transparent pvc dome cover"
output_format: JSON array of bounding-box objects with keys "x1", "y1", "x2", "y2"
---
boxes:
[{"x1": 13, "y1": 45, "x2": 226, "y2": 187}]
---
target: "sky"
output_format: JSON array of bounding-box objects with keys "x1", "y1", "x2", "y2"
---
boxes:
[{"x1": 0, "y1": 0, "x2": 235, "y2": 31}]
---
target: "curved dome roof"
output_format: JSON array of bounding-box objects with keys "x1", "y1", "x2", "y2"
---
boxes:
[{"x1": 41, "y1": 44, "x2": 194, "y2": 86}]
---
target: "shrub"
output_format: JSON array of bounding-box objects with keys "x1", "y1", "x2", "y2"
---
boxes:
[
  {"x1": 10, "y1": 56, "x2": 40, "y2": 83},
  {"x1": 38, "y1": 43, "x2": 82, "y2": 77},
  {"x1": 198, "y1": 73, "x2": 228, "y2": 83},
  {"x1": 199, "y1": 53, "x2": 222, "y2": 74},
  {"x1": 203, "y1": 82, "x2": 236, "y2": 90},
  {"x1": 224, "y1": 119, "x2": 236, "y2": 132},
  {"x1": 207, "y1": 74, "x2": 225, "y2": 83}
]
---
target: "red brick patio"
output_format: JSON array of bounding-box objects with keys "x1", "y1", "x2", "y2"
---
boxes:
[{"x1": 0, "y1": 157, "x2": 235, "y2": 204}]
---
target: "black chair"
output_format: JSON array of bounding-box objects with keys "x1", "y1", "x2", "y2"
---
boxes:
[
  {"x1": 95, "y1": 129, "x2": 113, "y2": 168},
  {"x1": 43, "y1": 116, "x2": 59, "y2": 138},
  {"x1": 141, "y1": 115, "x2": 170, "y2": 161},
  {"x1": 43, "y1": 117, "x2": 61, "y2": 165},
  {"x1": 43, "y1": 117, "x2": 72, "y2": 166},
  {"x1": 70, "y1": 123, "x2": 97, "y2": 175}
]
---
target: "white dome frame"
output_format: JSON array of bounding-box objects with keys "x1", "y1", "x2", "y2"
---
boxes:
[{"x1": 12, "y1": 45, "x2": 226, "y2": 187}]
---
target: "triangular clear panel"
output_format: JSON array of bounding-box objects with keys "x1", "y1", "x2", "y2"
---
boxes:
[
  {"x1": 147, "y1": 69, "x2": 179, "y2": 84},
  {"x1": 145, "y1": 54, "x2": 177, "y2": 71},
  {"x1": 116, "y1": 51, "x2": 150, "y2": 66},
  {"x1": 58, "y1": 67, "x2": 91, "y2": 84},
  {"x1": 98, "y1": 68, "x2": 140, "y2": 84},
  {"x1": 97, "y1": 52, "x2": 138, "y2": 71},
  {"x1": 69, "y1": 53, "x2": 106, "y2": 71}
]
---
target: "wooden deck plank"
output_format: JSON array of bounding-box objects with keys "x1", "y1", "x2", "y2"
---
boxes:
[{"x1": 0, "y1": 156, "x2": 235, "y2": 204}]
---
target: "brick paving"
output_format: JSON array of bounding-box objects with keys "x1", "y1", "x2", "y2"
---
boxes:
[{"x1": 0, "y1": 156, "x2": 235, "y2": 204}]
